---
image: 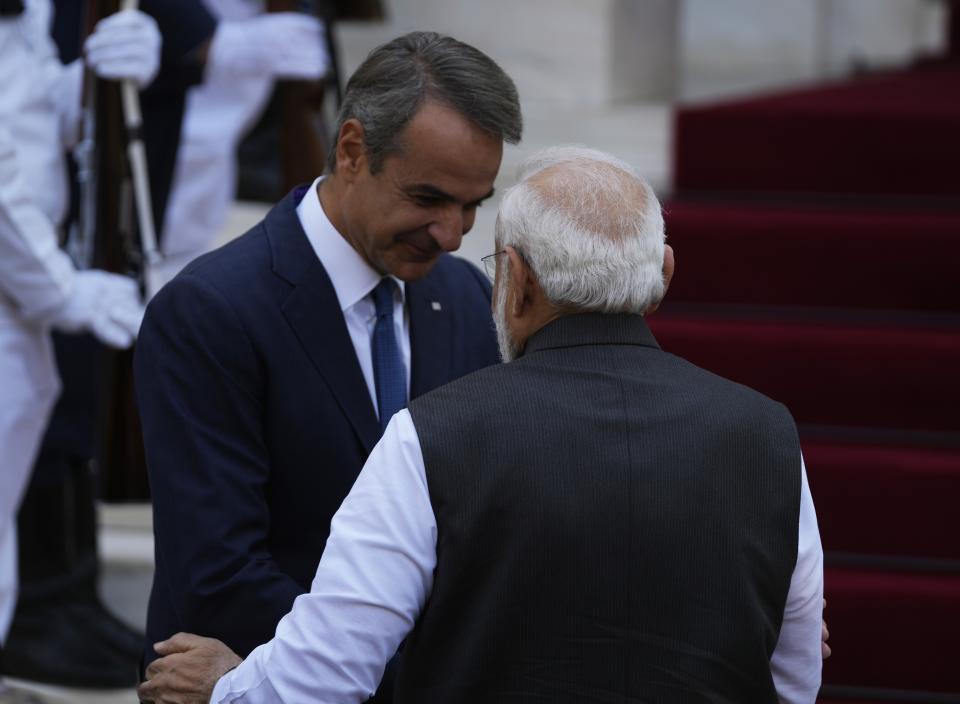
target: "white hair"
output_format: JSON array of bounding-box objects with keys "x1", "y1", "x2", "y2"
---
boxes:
[{"x1": 495, "y1": 145, "x2": 665, "y2": 315}]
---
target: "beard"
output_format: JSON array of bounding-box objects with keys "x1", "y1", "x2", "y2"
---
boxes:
[{"x1": 492, "y1": 267, "x2": 520, "y2": 363}]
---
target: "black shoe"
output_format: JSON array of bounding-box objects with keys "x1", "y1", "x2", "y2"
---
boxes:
[{"x1": 0, "y1": 598, "x2": 139, "y2": 689}]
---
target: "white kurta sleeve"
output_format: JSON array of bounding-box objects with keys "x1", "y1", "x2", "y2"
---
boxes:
[
  {"x1": 211, "y1": 409, "x2": 437, "y2": 703},
  {"x1": 0, "y1": 125, "x2": 75, "y2": 319},
  {"x1": 770, "y1": 455, "x2": 824, "y2": 704}
]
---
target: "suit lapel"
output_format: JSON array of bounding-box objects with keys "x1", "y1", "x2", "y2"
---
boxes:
[
  {"x1": 267, "y1": 189, "x2": 381, "y2": 454},
  {"x1": 408, "y1": 277, "x2": 453, "y2": 399}
]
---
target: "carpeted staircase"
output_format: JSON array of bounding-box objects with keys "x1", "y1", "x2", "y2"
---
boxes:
[{"x1": 650, "y1": 60, "x2": 960, "y2": 703}]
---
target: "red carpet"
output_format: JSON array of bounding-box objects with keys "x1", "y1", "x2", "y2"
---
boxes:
[
  {"x1": 674, "y1": 64, "x2": 960, "y2": 198},
  {"x1": 648, "y1": 314, "x2": 960, "y2": 433},
  {"x1": 804, "y1": 441, "x2": 960, "y2": 560},
  {"x1": 822, "y1": 568, "x2": 960, "y2": 692},
  {"x1": 663, "y1": 201, "x2": 960, "y2": 311},
  {"x1": 666, "y1": 61, "x2": 960, "y2": 703}
]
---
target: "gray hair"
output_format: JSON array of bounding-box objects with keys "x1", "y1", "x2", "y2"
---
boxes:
[
  {"x1": 495, "y1": 146, "x2": 666, "y2": 314},
  {"x1": 327, "y1": 31, "x2": 522, "y2": 173}
]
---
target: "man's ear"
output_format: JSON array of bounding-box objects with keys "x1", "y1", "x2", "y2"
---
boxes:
[
  {"x1": 662, "y1": 243, "x2": 675, "y2": 294},
  {"x1": 505, "y1": 246, "x2": 529, "y2": 318},
  {"x1": 334, "y1": 119, "x2": 367, "y2": 181},
  {"x1": 645, "y1": 244, "x2": 675, "y2": 316}
]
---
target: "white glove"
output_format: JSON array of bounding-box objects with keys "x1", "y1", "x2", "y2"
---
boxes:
[
  {"x1": 84, "y1": 9, "x2": 162, "y2": 88},
  {"x1": 209, "y1": 13, "x2": 329, "y2": 81},
  {"x1": 49, "y1": 270, "x2": 145, "y2": 349}
]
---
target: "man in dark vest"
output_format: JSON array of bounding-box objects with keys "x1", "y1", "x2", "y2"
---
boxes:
[{"x1": 139, "y1": 146, "x2": 824, "y2": 704}]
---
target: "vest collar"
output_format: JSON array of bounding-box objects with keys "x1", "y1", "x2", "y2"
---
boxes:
[{"x1": 523, "y1": 313, "x2": 660, "y2": 356}]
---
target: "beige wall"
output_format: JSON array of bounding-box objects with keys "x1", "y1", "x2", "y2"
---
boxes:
[
  {"x1": 338, "y1": 0, "x2": 680, "y2": 108},
  {"x1": 337, "y1": 0, "x2": 948, "y2": 108},
  {"x1": 681, "y1": 0, "x2": 948, "y2": 101}
]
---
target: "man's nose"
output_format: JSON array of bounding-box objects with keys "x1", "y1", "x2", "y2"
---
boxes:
[{"x1": 428, "y1": 207, "x2": 467, "y2": 252}]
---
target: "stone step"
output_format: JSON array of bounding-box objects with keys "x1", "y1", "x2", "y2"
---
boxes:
[
  {"x1": 648, "y1": 312, "x2": 960, "y2": 433},
  {"x1": 661, "y1": 200, "x2": 960, "y2": 313},
  {"x1": 98, "y1": 503, "x2": 153, "y2": 634},
  {"x1": 674, "y1": 64, "x2": 960, "y2": 199}
]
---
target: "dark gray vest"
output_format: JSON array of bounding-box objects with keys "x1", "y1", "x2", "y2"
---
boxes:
[{"x1": 400, "y1": 313, "x2": 801, "y2": 703}]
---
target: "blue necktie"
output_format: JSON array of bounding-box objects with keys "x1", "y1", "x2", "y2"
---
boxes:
[{"x1": 371, "y1": 278, "x2": 406, "y2": 433}]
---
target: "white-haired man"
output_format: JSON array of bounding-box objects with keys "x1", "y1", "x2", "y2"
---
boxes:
[{"x1": 140, "y1": 146, "x2": 824, "y2": 704}]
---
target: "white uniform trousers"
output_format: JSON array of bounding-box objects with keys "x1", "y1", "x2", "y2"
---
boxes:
[{"x1": 0, "y1": 299, "x2": 60, "y2": 643}]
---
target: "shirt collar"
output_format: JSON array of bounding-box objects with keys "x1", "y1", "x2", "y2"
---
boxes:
[{"x1": 296, "y1": 176, "x2": 405, "y2": 311}]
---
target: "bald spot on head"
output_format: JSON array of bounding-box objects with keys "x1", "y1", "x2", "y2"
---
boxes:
[{"x1": 526, "y1": 160, "x2": 649, "y2": 243}]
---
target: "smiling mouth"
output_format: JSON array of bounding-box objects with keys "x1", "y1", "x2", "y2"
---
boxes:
[{"x1": 398, "y1": 238, "x2": 441, "y2": 261}]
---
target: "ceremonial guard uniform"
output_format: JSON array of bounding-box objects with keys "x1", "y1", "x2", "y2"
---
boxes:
[
  {"x1": 0, "y1": 0, "x2": 154, "y2": 689},
  {"x1": 160, "y1": 0, "x2": 329, "y2": 288}
]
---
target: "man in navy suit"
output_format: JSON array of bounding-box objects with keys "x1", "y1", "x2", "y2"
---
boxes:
[{"x1": 134, "y1": 31, "x2": 522, "y2": 700}]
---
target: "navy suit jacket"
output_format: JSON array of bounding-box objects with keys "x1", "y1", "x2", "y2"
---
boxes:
[{"x1": 136, "y1": 187, "x2": 499, "y2": 664}]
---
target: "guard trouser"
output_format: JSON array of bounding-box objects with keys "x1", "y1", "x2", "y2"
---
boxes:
[{"x1": 0, "y1": 306, "x2": 60, "y2": 643}]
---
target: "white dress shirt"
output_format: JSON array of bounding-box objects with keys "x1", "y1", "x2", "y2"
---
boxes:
[
  {"x1": 212, "y1": 410, "x2": 824, "y2": 704},
  {"x1": 295, "y1": 177, "x2": 411, "y2": 414}
]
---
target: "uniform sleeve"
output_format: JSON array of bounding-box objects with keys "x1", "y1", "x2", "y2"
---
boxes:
[
  {"x1": 770, "y1": 455, "x2": 824, "y2": 703},
  {"x1": 24, "y1": 0, "x2": 84, "y2": 148},
  {"x1": 140, "y1": 0, "x2": 217, "y2": 92},
  {"x1": 135, "y1": 272, "x2": 304, "y2": 658},
  {"x1": 0, "y1": 125, "x2": 75, "y2": 318},
  {"x1": 211, "y1": 410, "x2": 436, "y2": 703}
]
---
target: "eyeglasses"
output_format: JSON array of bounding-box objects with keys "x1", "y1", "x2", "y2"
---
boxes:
[{"x1": 480, "y1": 250, "x2": 507, "y2": 281}]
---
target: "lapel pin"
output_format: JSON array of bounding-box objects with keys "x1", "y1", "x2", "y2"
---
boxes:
[{"x1": 431, "y1": 301, "x2": 442, "y2": 311}]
